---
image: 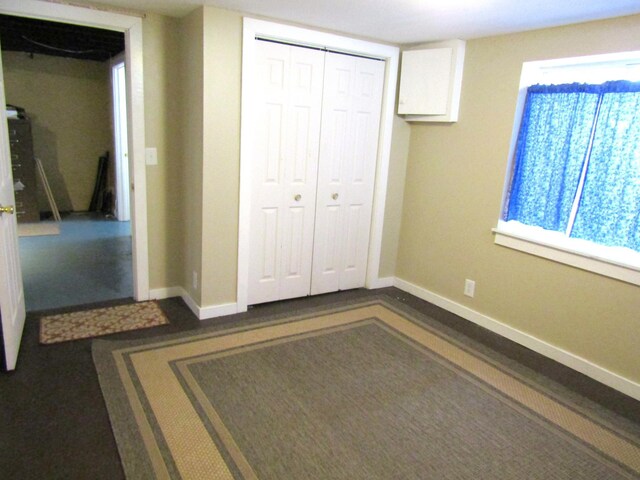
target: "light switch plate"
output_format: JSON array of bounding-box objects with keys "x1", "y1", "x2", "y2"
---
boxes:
[{"x1": 145, "y1": 147, "x2": 158, "y2": 165}]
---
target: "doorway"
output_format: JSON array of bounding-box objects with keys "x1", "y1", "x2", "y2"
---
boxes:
[
  {"x1": 237, "y1": 18, "x2": 400, "y2": 312},
  {"x1": 0, "y1": 1, "x2": 149, "y2": 300},
  {"x1": 1, "y1": 15, "x2": 132, "y2": 311},
  {"x1": 0, "y1": 0, "x2": 148, "y2": 369},
  {"x1": 247, "y1": 39, "x2": 386, "y2": 305}
]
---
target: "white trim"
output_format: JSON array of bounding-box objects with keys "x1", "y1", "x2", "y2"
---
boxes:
[
  {"x1": 393, "y1": 277, "x2": 640, "y2": 401},
  {"x1": 180, "y1": 289, "x2": 201, "y2": 319},
  {"x1": 125, "y1": 19, "x2": 149, "y2": 301},
  {"x1": 494, "y1": 228, "x2": 640, "y2": 286},
  {"x1": 151, "y1": 286, "x2": 239, "y2": 320},
  {"x1": 0, "y1": 0, "x2": 149, "y2": 301},
  {"x1": 0, "y1": 0, "x2": 139, "y2": 28},
  {"x1": 237, "y1": 17, "x2": 399, "y2": 312},
  {"x1": 370, "y1": 276, "x2": 395, "y2": 288},
  {"x1": 198, "y1": 302, "x2": 239, "y2": 320},
  {"x1": 110, "y1": 56, "x2": 130, "y2": 222},
  {"x1": 182, "y1": 291, "x2": 238, "y2": 320},
  {"x1": 149, "y1": 286, "x2": 185, "y2": 300}
]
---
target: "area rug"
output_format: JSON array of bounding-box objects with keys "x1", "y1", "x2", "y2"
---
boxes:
[
  {"x1": 93, "y1": 298, "x2": 640, "y2": 479},
  {"x1": 41, "y1": 301, "x2": 168, "y2": 344}
]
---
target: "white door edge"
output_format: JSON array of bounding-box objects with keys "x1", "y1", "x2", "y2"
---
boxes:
[
  {"x1": 238, "y1": 17, "x2": 399, "y2": 312},
  {"x1": 0, "y1": 37, "x2": 26, "y2": 370},
  {"x1": 111, "y1": 55, "x2": 131, "y2": 222},
  {"x1": 0, "y1": 0, "x2": 149, "y2": 301}
]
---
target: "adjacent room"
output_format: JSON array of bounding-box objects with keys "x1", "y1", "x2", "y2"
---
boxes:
[
  {"x1": 0, "y1": 14, "x2": 133, "y2": 311},
  {"x1": 0, "y1": 0, "x2": 639, "y2": 478}
]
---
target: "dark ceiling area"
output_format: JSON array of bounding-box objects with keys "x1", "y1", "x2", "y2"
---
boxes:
[{"x1": 0, "y1": 14, "x2": 124, "y2": 62}]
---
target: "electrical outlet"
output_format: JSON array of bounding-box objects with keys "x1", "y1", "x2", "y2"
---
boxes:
[
  {"x1": 192, "y1": 271, "x2": 198, "y2": 289},
  {"x1": 464, "y1": 279, "x2": 475, "y2": 298}
]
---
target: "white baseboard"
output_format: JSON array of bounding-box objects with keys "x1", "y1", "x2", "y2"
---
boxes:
[
  {"x1": 394, "y1": 277, "x2": 640, "y2": 401},
  {"x1": 369, "y1": 276, "x2": 395, "y2": 289},
  {"x1": 198, "y1": 302, "x2": 239, "y2": 320},
  {"x1": 149, "y1": 286, "x2": 186, "y2": 300},
  {"x1": 148, "y1": 286, "x2": 239, "y2": 321}
]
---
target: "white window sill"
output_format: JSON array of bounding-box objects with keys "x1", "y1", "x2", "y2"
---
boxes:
[{"x1": 493, "y1": 221, "x2": 640, "y2": 287}]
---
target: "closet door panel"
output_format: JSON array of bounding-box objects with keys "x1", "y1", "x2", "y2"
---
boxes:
[
  {"x1": 249, "y1": 46, "x2": 287, "y2": 304},
  {"x1": 310, "y1": 200, "x2": 343, "y2": 294},
  {"x1": 312, "y1": 53, "x2": 385, "y2": 294},
  {"x1": 279, "y1": 45, "x2": 325, "y2": 300},
  {"x1": 249, "y1": 41, "x2": 325, "y2": 305},
  {"x1": 339, "y1": 61, "x2": 385, "y2": 289},
  {"x1": 257, "y1": 207, "x2": 279, "y2": 280},
  {"x1": 310, "y1": 54, "x2": 351, "y2": 294}
]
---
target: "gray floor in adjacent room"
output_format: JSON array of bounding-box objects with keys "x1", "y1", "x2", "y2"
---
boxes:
[{"x1": 18, "y1": 213, "x2": 133, "y2": 312}]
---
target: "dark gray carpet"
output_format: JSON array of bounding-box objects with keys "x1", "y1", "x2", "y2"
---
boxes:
[
  {"x1": 1, "y1": 288, "x2": 639, "y2": 479},
  {"x1": 186, "y1": 321, "x2": 638, "y2": 479}
]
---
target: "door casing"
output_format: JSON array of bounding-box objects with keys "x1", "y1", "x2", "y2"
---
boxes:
[
  {"x1": 238, "y1": 18, "x2": 399, "y2": 311},
  {"x1": 0, "y1": 0, "x2": 149, "y2": 302}
]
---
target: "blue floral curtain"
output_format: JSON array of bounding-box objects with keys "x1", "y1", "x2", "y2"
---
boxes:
[
  {"x1": 506, "y1": 84, "x2": 601, "y2": 231},
  {"x1": 506, "y1": 81, "x2": 640, "y2": 253},
  {"x1": 571, "y1": 82, "x2": 640, "y2": 252}
]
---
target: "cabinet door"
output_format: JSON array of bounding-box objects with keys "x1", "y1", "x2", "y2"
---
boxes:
[
  {"x1": 248, "y1": 40, "x2": 325, "y2": 305},
  {"x1": 311, "y1": 53, "x2": 385, "y2": 295},
  {"x1": 398, "y1": 48, "x2": 452, "y2": 115}
]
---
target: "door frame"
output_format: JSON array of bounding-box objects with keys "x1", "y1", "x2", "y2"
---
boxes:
[
  {"x1": 0, "y1": 0, "x2": 149, "y2": 301},
  {"x1": 237, "y1": 18, "x2": 399, "y2": 312}
]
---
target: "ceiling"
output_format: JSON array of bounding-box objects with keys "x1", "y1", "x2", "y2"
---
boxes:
[
  {"x1": 80, "y1": 0, "x2": 640, "y2": 44},
  {"x1": 0, "y1": 14, "x2": 124, "y2": 62},
  {"x1": 0, "y1": 0, "x2": 638, "y2": 61}
]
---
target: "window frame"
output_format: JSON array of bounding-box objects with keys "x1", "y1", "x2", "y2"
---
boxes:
[{"x1": 494, "y1": 51, "x2": 640, "y2": 286}]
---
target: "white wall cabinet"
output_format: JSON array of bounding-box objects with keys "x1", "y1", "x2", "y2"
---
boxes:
[{"x1": 398, "y1": 40, "x2": 465, "y2": 122}]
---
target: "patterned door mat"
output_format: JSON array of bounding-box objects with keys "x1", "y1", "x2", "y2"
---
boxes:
[{"x1": 40, "y1": 301, "x2": 169, "y2": 344}]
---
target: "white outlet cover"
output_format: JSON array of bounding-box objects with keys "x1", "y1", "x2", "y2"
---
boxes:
[{"x1": 464, "y1": 279, "x2": 475, "y2": 297}]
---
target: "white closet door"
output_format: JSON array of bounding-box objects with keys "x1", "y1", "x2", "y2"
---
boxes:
[
  {"x1": 311, "y1": 53, "x2": 385, "y2": 295},
  {"x1": 248, "y1": 41, "x2": 325, "y2": 305}
]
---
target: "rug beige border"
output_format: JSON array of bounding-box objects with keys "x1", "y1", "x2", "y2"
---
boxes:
[{"x1": 94, "y1": 300, "x2": 640, "y2": 479}]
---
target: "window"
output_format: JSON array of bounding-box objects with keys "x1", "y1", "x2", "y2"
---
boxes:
[{"x1": 494, "y1": 52, "x2": 640, "y2": 286}]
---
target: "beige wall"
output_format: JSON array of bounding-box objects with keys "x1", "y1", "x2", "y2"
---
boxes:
[
  {"x1": 396, "y1": 15, "x2": 640, "y2": 383},
  {"x1": 177, "y1": 8, "x2": 205, "y2": 304},
  {"x1": 2, "y1": 51, "x2": 111, "y2": 212},
  {"x1": 200, "y1": 7, "x2": 242, "y2": 307},
  {"x1": 142, "y1": 13, "x2": 183, "y2": 291},
  {"x1": 127, "y1": 5, "x2": 410, "y2": 308},
  {"x1": 379, "y1": 114, "x2": 411, "y2": 278},
  {"x1": 169, "y1": 6, "x2": 242, "y2": 308}
]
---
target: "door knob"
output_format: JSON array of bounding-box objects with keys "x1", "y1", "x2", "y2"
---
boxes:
[
  {"x1": 0, "y1": 204, "x2": 15, "y2": 215},
  {"x1": 332, "y1": 193, "x2": 339, "y2": 200},
  {"x1": 294, "y1": 194, "x2": 302, "y2": 202}
]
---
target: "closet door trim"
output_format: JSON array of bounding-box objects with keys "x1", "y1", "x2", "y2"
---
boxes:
[{"x1": 238, "y1": 18, "x2": 399, "y2": 311}]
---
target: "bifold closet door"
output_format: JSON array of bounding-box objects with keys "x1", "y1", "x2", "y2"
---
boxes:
[
  {"x1": 248, "y1": 41, "x2": 325, "y2": 305},
  {"x1": 311, "y1": 53, "x2": 385, "y2": 295}
]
